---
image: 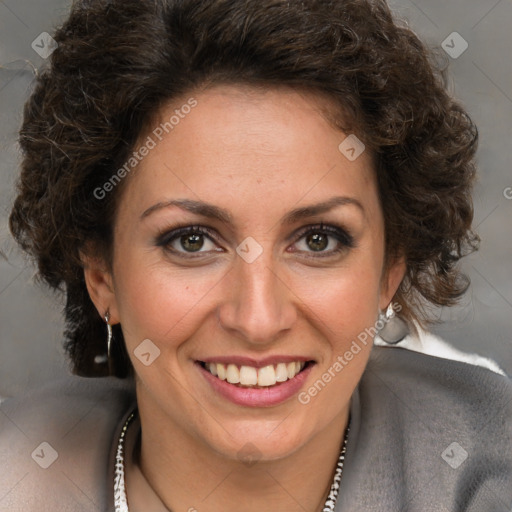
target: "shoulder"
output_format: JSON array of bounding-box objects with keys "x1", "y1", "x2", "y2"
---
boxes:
[
  {"x1": 368, "y1": 343, "x2": 511, "y2": 404},
  {"x1": 365, "y1": 346, "x2": 512, "y2": 445},
  {"x1": 362, "y1": 346, "x2": 512, "y2": 452},
  {"x1": 0, "y1": 374, "x2": 136, "y2": 511},
  {"x1": 370, "y1": 328, "x2": 511, "y2": 439},
  {"x1": 338, "y1": 345, "x2": 512, "y2": 511}
]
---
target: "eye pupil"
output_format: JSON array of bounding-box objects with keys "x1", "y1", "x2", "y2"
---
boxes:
[
  {"x1": 307, "y1": 233, "x2": 328, "y2": 251},
  {"x1": 181, "y1": 234, "x2": 204, "y2": 252}
]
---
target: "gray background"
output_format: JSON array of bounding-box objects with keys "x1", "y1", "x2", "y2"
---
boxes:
[{"x1": 0, "y1": 0, "x2": 511, "y2": 397}]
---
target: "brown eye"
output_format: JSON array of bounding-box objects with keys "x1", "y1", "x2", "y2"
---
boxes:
[
  {"x1": 306, "y1": 233, "x2": 329, "y2": 252},
  {"x1": 156, "y1": 226, "x2": 220, "y2": 256},
  {"x1": 291, "y1": 224, "x2": 355, "y2": 257},
  {"x1": 180, "y1": 233, "x2": 204, "y2": 252}
]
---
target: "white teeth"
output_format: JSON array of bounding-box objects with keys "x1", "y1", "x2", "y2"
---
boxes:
[
  {"x1": 258, "y1": 365, "x2": 277, "y2": 386},
  {"x1": 205, "y1": 361, "x2": 307, "y2": 387},
  {"x1": 226, "y1": 364, "x2": 240, "y2": 384},
  {"x1": 275, "y1": 363, "x2": 288, "y2": 382},
  {"x1": 239, "y1": 366, "x2": 258, "y2": 386},
  {"x1": 217, "y1": 363, "x2": 227, "y2": 380}
]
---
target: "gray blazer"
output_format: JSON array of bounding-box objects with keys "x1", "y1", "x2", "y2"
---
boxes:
[{"x1": 1, "y1": 346, "x2": 511, "y2": 511}]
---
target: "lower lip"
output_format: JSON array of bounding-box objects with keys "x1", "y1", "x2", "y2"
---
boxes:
[{"x1": 197, "y1": 362, "x2": 314, "y2": 408}]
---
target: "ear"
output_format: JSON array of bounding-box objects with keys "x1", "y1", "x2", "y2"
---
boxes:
[
  {"x1": 81, "y1": 250, "x2": 120, "y2": 324},
  {"x1": 379, "y1": 256, "x2": 407, "y2": 310}
]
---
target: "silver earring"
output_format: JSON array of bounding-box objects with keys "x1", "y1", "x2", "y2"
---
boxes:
[
  {"x1": 377, "y1": 302, "x2": 408, "y2": 344},
  {"x1": 104, "y1": 311, "x2": 113, "y2": 375},
  {"x1": 385, "y1": 303, "x2": 395, "y2": 320}
]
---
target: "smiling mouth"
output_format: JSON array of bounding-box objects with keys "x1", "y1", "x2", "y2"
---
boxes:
[{"x1": 198, "y1": 361, "x2": 314, "y2": 388}]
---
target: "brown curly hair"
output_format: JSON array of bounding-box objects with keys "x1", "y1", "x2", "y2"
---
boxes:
[{"x1": 9, "y1": 0, "x2": 479, "y2": 378}]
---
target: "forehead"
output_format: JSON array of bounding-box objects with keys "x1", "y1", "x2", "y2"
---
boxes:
[{"x1": 118, "y1": 85, "x2": 379, "y2": 224}]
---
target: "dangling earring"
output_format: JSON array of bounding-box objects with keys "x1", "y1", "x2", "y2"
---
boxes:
[
  {"x1": 377, "y1": 302, "x2": 409, "y2": 344},
  {"x1": 104, "y1": 311, "x2": 113, "y2": 375}
]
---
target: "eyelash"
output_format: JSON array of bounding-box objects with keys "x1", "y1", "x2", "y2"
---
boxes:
[
  {"x1": 155, "y1": 223, "x2": 355, "y2": 259},
  {"x1": 291, "y1": 223, "x2": 355, "y2": 257}
]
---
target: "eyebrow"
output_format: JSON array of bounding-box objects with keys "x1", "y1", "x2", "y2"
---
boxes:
[
  {"x1": 281, "y1": 196, "x2": 364, "y2": 224},
  {"x1": 140, "y1": 196, "x2": 364, "y2": 223},
  {"x1": 140, "y1": 199, "x2": 233, "y2": 223}
]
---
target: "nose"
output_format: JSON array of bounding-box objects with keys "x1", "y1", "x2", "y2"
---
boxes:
[{"x1": 216, "y1": 254, "x2": 297, "y2": 346}]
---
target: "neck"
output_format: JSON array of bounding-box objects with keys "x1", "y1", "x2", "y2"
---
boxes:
[{"x1": 134, "y1": 395, "x2": 350, "y2": 512}]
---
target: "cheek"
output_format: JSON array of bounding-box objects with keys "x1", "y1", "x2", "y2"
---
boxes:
[
  {"x1": 290, "y1": 265, "x2": 379, "y2": 424},
  {"x1": 112, "y1": 251, "x2": 224, "y2": 355},
  {"x1": 293, "y1": 254, "x2": 383, "y2": 348}
]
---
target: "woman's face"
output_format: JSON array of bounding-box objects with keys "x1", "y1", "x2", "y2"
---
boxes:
[{"x1": 88, "y1": 85, "x2": 404, "y2": 461}]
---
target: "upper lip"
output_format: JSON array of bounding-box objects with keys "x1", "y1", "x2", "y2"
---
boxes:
[{"x1": 198, "y1": 355, "x2": 314, "y2": 368}]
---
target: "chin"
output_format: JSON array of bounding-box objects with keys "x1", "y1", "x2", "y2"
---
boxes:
[{"x1": 204, "y1": 419, "x2": 312, "y2": 464}]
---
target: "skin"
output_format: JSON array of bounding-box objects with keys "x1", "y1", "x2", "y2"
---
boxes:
[{"x1": 84, "y1": 85, "x2": 405, "y2": 511}]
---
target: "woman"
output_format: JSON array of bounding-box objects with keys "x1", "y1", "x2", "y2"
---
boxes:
[{"x1": 2, "y1": 0, "x2": 511, "y2": 510}]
